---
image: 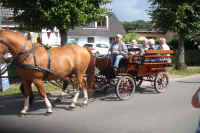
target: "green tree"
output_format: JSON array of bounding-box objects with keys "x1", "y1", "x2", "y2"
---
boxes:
[
  {"x1": 149, "y1": 0, "x2": 200, "y2": 70},
  {"x1": 1, "y1": 0, "x2": 111, "y2": 45},
  {"x1": 123, "y1": 33, "x2": 140, "y2": 43},
  {"x1": 122, "y1": 20, "x2": 152, "y2": 32}
]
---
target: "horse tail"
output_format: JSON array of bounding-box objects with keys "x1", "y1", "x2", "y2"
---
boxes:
[{"x1": 86, "y1": 52, "x2": 96, "y2": 97}]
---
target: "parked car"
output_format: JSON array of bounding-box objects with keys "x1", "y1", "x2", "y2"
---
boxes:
[
  {"x1": 83, "y1": 43, "x2": 109, "y2": 56},
  {"x1": 83, "y1": 43, "x2": 97, "y2": 55},
  {"x1": 95, "y1": 43, "x2": 109, "y2": 56}
]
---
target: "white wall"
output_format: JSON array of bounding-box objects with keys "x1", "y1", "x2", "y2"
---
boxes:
[
  {"x1": 68, "y1": 36, "x2": 110, "y2": 47},
  {"x1": 41, "y1": 28, "x2": 61, "y2": 47}
]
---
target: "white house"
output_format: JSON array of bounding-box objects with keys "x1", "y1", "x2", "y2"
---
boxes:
[
  {"x1": 67, "y1": 12, "x2": 126, "y2": 47},
  {"x1": 41, "y1": 28, "x2": 61, "y2": 47},
  {"x1": 39, "y1": 12, "x2": 125, "y2": 47}
]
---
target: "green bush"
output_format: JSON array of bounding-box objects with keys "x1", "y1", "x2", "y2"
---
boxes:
[
  {"x1": 172, "y1": 50, "x2": 200, "y2": 66},
  {"x1": 185, "y1": 50, "x2": 200, "y2": 65}
]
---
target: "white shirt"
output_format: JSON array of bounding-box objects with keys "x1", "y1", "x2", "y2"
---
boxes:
[{"x1": 161, "y1": 43, "x2": 170, "y2": 50}]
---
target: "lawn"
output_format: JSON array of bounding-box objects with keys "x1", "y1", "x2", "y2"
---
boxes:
[
  {"x1": 0, "y1": 81, "x2": 64, "y2": 97},
  {"x1": 169, "y1": 67, "x2": 200, "y2": 76}
]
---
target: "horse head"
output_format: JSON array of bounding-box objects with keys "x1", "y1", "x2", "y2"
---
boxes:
[
  {"x1": 0, "y1": 29, "x2": 9, "y2": 55},
  {"x1": 0, "y1": 29, "x2": 28, "y2": 57},
  {"x1": 0, "y1": 30, "x2": 10, "y2": 66}
]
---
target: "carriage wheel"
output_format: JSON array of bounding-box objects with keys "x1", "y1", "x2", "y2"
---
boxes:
[
  {"x1": 115, "y1": 76, "x2": 135, "y2": 100},
  {"x1": 154, "y1": 72, "x2": 169, "y2": 93}
]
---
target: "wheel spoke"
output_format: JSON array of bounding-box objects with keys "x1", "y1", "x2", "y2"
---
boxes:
[
  {"x1": 116, "y1": 76, "x2": 135, "y2": 100},
  {"x1": 154, "y1": 72, "x2": 169, "y2": 93}
]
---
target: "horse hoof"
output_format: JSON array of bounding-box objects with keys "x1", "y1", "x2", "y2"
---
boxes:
[
  {"x1": 19, "y1": 112, "x2": 26, "y2": 117},
  {"x1": 66, "y1": 105, "x2": 76, "y2": 111},
  {"x1": 45, "y1": 112, "x2": 53, "y2": 116},
  {"x1": 81, "y1": 103, "x2": 88, "y2": 108}
]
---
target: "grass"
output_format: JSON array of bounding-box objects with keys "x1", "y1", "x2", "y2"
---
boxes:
[
  {"x1": 1, "y1": 67, "x2": 200, "y2": 96},
  {"x1": 169, "y1": 67, "x2": 200, "y2": 76},
  {"x1": 0, "y1": 81, "x2": 71, "y2": 97}
]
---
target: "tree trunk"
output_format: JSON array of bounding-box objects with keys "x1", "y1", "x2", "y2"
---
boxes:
[
  {"x1": 176, "y1": 34, "x2": 187, "y2": 70},
  {"x1": 60, "y1": 29, "x2": 68, "y2": 45}
]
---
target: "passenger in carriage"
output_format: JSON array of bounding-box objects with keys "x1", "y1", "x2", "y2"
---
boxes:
[
  {"x1": 158, "y1": 38, "x2": 171, "y2": 62},
  {"x1": 129, "y1": 40, "x2": 140, "y2": 55},
  {"x1": 109, "y1": 34, "x2": 128, "y2": 70},
  {"x1": 140, "y1": 38, "x2": 150, "y2": 56},
  {"x1": 158, "y1": 38, "x2": 170, "y2": 50},
  {"x1": 130, "y1": 40, "x2": 138, "y2": 48},
  {"x1": 148, "y1": 39, "x2": 156, "y2": 50},
  {"x1": 146, "y1": 39, "x2": 158, "y2": 62}
]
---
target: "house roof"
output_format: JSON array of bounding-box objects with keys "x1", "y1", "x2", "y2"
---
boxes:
[{"x1": 68, "y1": 12, "x2": 126, "y2": 37}]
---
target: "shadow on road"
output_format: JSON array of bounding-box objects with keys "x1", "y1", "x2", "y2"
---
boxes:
[
  {"x1": 0, "y1": 85, "x2": 159, "y2": 116},
  {"x1": 176, "y1": 81, "x2": 200, "y2": 84}
]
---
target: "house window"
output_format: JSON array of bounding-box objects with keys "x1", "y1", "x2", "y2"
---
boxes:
[
  {"x1": 88, "y1": 37, "x2": 95, "y2": 43},
  {"x1": 97, "y1": 17, "x2": 107, "y2": 28},
  {"x1": 83, "y1": 16, "x2": 108, "y2": 29}
]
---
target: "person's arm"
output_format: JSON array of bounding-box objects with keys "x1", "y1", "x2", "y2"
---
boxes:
[
  {"x1": 120, "y1": 43, "x2": 128, "y2": 56},
  {"x1": 192, "y1": 87, "x2": 200, "y2": 108},
  {"x1": 109, "y1": 44, "x2": 113, "y2": 55}
]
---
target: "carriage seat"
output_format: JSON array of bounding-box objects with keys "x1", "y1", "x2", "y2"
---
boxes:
[
  {"x1": 127, "y1": 50, "x2": 173, "y2": 65},
  {"x1": 142, "y1": 50, "x2": 173, "y2": 64}
]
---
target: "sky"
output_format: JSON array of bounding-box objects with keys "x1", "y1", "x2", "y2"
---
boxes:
[{"x1": 108, "y1": 0, "x2": 151, "y2": 22}]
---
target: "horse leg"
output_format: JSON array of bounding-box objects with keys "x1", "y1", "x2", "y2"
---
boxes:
[
  {"x1": 78, "y1": 74, "x2": 88, "y2": 106},
  {"x1": 20, "y1": 80, "x2": 32, "y2": 114},
  {"x1": 20, "y1": 83, "x2": 34, "y2": 105},
  {"x1": 69, "y1": 87, "x2": 80, "y2": 108},
  {"x1": 33, "y1": 79, "x2": 52, "y2": 113},
  {"x1": 56, "y1": 81, "x2": 69, "y2": 103}
]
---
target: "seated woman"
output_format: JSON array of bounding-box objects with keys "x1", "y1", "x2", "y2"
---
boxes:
[
  {"x1": 143, "y1": 39, "x2": 158, "y2": 63},
  {"x1": 128, "y1": 40, "x2": 141, "y2": 55}
]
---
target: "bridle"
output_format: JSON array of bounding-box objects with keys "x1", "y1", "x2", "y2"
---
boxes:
[{"x1": 0, "y1": 38, "x2": 33, "y2": 75}]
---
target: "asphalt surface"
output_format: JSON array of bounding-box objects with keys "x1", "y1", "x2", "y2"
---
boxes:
[{"x1": 0, "y1": 74, "x2": 200, "y2": 133}]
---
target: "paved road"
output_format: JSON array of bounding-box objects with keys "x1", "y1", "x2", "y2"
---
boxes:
[{"x1": 0, "y1": 75, "x2": 200, "y2": 133}]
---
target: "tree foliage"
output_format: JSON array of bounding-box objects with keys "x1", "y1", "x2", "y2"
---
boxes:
[
  {"x1": 149, "y1": 0, "x2": 200, "y2": 35},
  {"x1": 1, "y1": 0, "x2": 111, "y2": 31},
  {"x1": 122, "y1": 20, "x2": 152, "y2": 32},
  {"x1": 0, "y1": 0, "x2": 111, "y2": 44},
  {"x1": 123, "y1": 33, "x2": 140, "y2": 43},
  {"x1": 149, "y1": 0, "x2": 200, "y2": 70}
]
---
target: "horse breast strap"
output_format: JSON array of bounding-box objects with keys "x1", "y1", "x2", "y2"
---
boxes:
[{"x1": 43, "y1": 46, "x2": 51, "y2": 80}]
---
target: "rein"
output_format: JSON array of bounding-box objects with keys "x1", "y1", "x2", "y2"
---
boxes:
[{"x1": 0, "y1": 39, "x2": 32, "y2": 75}]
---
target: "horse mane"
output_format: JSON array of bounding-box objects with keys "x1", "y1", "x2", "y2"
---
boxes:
[{"x1": 0, "y1": 29, "x2": 24, "y2": 39}]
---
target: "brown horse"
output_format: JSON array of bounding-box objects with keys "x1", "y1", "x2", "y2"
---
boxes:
[{"x1": 0, "y1": 29, "x2": 91, "y2": 114}]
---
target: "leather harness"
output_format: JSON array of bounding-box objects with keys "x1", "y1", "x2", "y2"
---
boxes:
[{"x1": 0, "y1": 39, "x2": 68, "y2": 81}]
